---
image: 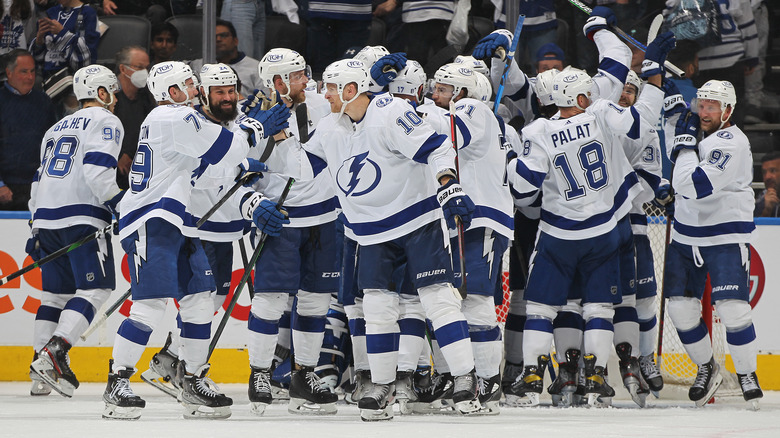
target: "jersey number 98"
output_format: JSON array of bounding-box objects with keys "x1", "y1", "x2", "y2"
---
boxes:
[{"x1": 42, "y1": 136, "x2": 79, "y2": 178}]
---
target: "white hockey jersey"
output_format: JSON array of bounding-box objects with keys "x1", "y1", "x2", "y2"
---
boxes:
[
  {"x1": 294, "y1": 93, "x2": 457, "y2": 245},
  {"x1": 118, "y1": 104, "x2": 251, "y2": 240},
  {"x1": 624, "y1": 115, "x2": 662, "y2": 236},
  {"x1": 668, "y1": 124, "x2": 755, "y2": 246},
  {"x1": 508, "y1": 85, "x2": 664, "y2": 240},
  {"x1": 30, "y1": 107, "x2": 123, "y2": 231}
]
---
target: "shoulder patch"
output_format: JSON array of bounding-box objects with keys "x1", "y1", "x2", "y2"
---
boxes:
[
  {"x1": 717, "y1": 131, "x2": 733, "y2": 140},
  {"x1": 375, "y1": 95, "x2": 393, "y2": 108}
]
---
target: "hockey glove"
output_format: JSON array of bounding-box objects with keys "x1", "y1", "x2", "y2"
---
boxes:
[
  {"x1": 241, "y1": 89, "x2": 261, "y2": 113},
  {"x1": 241, "y1": 193, "x2": 290, "y2": 237},
  {"x1": 669, "y1": 109, "x2": 700, "y2": 163},
  {"x1": 472, "y1": 29, "x2": 512, "y2": 61},
  {"x1": 652, "y1": 179, "x2": 675, "y2": 216},
  {"x1": 25, "y1": 234, "x2": 43, "y2": 262},
  {"x1": 641, "y1": 31, "x2": 676, "y2": 79},
  {"x1": 437, "y1": 179, "x2": 475, "y2": 230},
  {"x1": 662, "y1": 79, "x2": 687, "y2": 118},
  {"x1": 583, "y1": 6, "x2": 616, "y2": 41},
  {"x1": 371, "y1": 52, "x2": 408, "y2": 87},
  {"x1": 236, "y1": 158, "x2": 268, "y2": 187}
]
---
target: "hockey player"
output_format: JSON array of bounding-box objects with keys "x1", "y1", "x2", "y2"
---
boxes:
[
  {"x1": 430, "y1": 63, "x2": 514, "y2": 415},
  {"x1": 28, "y1": 65, "x2": 125, "y2": 398},
  {"x1": 102, "y1": 61, "x2": 290, "y2": 420},
  {"x1": 283, "y1": 59, "x2": 480, "y2": 420},
  {"x1": 247, "y1": 48, "x2": 339, "y2": 415},
  {"x1": 660, "y1": 79, "x2": 763, "y2": 408},
  {"x1": 505, "y1": 30, "x2": 672, "y2": 407}
]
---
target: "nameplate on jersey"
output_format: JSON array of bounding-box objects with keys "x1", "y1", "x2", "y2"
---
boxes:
[
  {"x1": 551, "y1": 123, "x2": 591, "y2": 148},
  {"x1": 53, "y1": 117, "x2": 92, "y2": 132}
]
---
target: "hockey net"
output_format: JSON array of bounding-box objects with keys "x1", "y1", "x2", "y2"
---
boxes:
[{"x1": 495, "y1": 204, "x2": 741, "y2": 395}]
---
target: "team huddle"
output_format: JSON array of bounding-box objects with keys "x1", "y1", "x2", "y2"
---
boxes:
[{"x1": 23, "y1": 6, "x2": 763, "y2": 422}]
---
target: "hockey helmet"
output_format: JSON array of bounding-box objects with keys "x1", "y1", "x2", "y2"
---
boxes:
[
  {"x1": 469, "y1": 72, "x2": 492, "y2": 104},
  {"x1": 322, "y1": 59, "x2": 370, "y2": 115},
  {"x1": 454, "y1": 55, "x2": 489, "y2": 77},
  {"x1": 198, "y1": 63, "x2": 238, "y2": 107},
  {"x1": 551, "y1": 66, "x2": 593, "y2": 110},
  {"x1": 388, "y1": 60, "x2": 427, "y2": 102},
  {"x1": 147, "y1": 61, "x2": 196, "y2": 104},
  {"x1": 258, "y1": 48, "x2": 307, "y2": 100},
  {"x1": 534, "y1": 68, "x2": 559, "y2": 107},
  {"x1": 353, "y1": 45, "x2": 390, "y2": 67},
  {"x1": 434, "y1": 63, "x2": 478, "y2": 102},
  {"x1": 73, "y1": 64, "x2": 119, "y2": 107}
]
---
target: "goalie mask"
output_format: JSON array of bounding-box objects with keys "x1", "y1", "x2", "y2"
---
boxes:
[{"x1": 73, "y1": 64, "x2": 119, "y2": 108}]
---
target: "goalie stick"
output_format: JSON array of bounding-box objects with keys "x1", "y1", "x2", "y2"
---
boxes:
[{"x1": 80, "y1": 288, "x2": 132, "y2": 341}]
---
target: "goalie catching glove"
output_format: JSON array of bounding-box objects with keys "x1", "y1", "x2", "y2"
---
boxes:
[
  {"x1": 437, "y1": 178, "x2": 475, "y2": 230},
  {"x1": 240, "y1": 192, "x2": 290, "y2": 237}
]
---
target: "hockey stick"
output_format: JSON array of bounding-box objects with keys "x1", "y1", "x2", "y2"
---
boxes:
[
  {"x1": 448, "y1": 100, "x2": 468, "y2": 299},
  {"x1": 80, "y1": 288, "x2": 132, "y2": 341},
  {"x1": 195, "y1": 173, "x2": 256, "y2": 228},
  {"x1": 493, "y1": 15, "x2": 525, "y2": 115},
  {"x1": 566, "y1": 0, "x2": 685, "y2": 78},
  {"x1": 207, "y1": 177, "x2": 295, "y2": 360},
  {"x1": 0, "y1": 222, "x2": 116, "y2": 286},
  {"x1": 238, "y1": 237, "x2": 256, "y2": 300}
]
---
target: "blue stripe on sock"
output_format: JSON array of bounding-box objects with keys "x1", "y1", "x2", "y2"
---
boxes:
[
  {"x1": 505, "y1": 313, "x2": 527, "y2": 331},
  {"x1": 181, "y1": 322, "x2": 211, "y2": 340},
  {"x1": 613, "y1": 306, "x2": 638, "y2": 324},
  {"x1": 469, "y1": 325, "x2": 502, "y2": 342},
  {"x1": 35, "y1": 305, "x2": 62, "y2": 323},
  {"x1": 726, "y1": 324, "x2": 756, "y2": 346},
  {"x1": 248, "y1": 313, "x2": 280, "y2": 335},
  {"x1": 279, "y1": 312, "x2": 291, "y2": 329},
  {"x1": 399, "y1": 318, "x2": 426, "y2": 337},
  {"x1": 553, "y1": 312, "x2": 584, "y2": 330},
  {"x1": 678, "y1": 319, "x2": 709, "y2": 344},
  {"x1": 348, "y1": 318, "x2": 366, "y2": 336},
  {"x1": 117, "y1": 319, "x2": 153, "y2": 345},
  {"x1": 434, "y1": 320, "x2": 470, "y2": 348},
  {"x1": 639, "y1": 316, "x2": 657, "y2": 332},
  {"x1": 585, "y1": 318, "x2": 614, "y2": 331},
  {"x1": 366, "y1": 332, "x2": 399, "y2": 354},
  {"x1": 524, "y1": 318, "x2": 553, "y2": 333},
  {"x1": 63, "y1": 297, "x2": 96, "y2": 323},
  {"x1": 293, "y1": 314, "x2": 327, "y2": 333}
]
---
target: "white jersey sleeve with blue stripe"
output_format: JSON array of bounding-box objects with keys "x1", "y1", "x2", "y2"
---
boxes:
[
  {"x1": 30, "y1": 107, "x2": 123, "y2": 231},
  {"x1": 623, "y1": 115, "x2": 662, "y2": 235}
]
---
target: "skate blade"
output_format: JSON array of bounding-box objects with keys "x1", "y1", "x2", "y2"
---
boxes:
[
  {"x1": 30, "y1": 359, "x2": 74, "y2": 398},
  {"x1": 182, "y1": 403, "x2": 232, "y2": 419},
  {"x1": 627, "y1": 383, "x2": 647, "y2": 408},
  {"x1": 650, "y1": 389, "x2": 660, "y2": 399},
  {"x1": 455, "y1": 399, "x2": 482, "y2": 414},
  {"x1": 29, "y1": 374, "x2": 52, "y2": 396},
  {"x1": 102, "y1": 403, "x2": 142, "y2": 420},
  {"x1": 551, "y1": 390, "x2": 575, "y2": 407},
  {"x1": 140, "y1": 369, "x2": 179, "y2": 399},
  {"x1": 271, "y1": 386, "x2": 290, "y2": 401},
  {"x1": 748, "y1": 399, "x2": 760, "y2": 411},
  {"x1": 505, "y1": 392, "x2": 540, "y2": 407},
  {"x1": 287, "y1": 397, "x2": 337, "y2": 415},
  {"x1": 470, "y1": 400, "x2": 500, "y2": 416},
  {"x1": 694, "y1": 374, "x2": 723, "y2": 408},
  {"x1": 409, "y1": 400, "x2": 456, "y2": 415},
  {"x1": 360, "y1": 405, "x2": 394, "y2": 421},
  {"x1": 249, "y1": 402, "x2": 269, "y2": 416},
  {"x1": 397, "y1": 398, "x2": 413, "y2": 415},
  {"x1": 587, "y1": 394, "x2": 613, "y2": 408}
]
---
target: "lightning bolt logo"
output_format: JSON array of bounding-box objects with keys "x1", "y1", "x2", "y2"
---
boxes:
[
  {"x1": 96, "y1": 232, "x2": 109, "y2": 278},
  {"x1": 483, "y1": 230, "x2": 495, "y2": 280},
  {"x1": 338, "y1": 152, "x2": 382, "y2": 197},
  {"x1": 345, "y1": 152, "x2": 368, "y2": 196},
  {"x1": 132, "y1": 225, "x2": 148, "y2": 281}
]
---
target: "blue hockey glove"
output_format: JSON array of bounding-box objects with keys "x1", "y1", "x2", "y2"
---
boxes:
[
  {"x1": 437, "y1": 179, "x2": 475, "y2": 229},
  {"x1": 240, "y1": 193, "x2": 290, "y2": 237},
  {"x1": 472, "y1": 29, "x2": 512, "y2": 61},
  {"x1": 642, "y1": 31, "x2": 676, "y2": 79},
  {"x1": 25, "y1": 234, "x2": 43, "y2": 261},
  {"x1": 652, "y1": 178, "x2": 675, "y2": 216},
  {"x1": 669, "y1": 109, "x2": 699, "y2": 163},
  {"x1": 241, "y1": 88, "x2": 261, "y2": 114},
  {"x1": 241, "y1": 103, "x2": 291, "y2": 146},
  {"x1": 236, "y1": 158, "x2": 268, "y2": 186},
  {"x1": 583, "y1": 6, "x2": 616, "y2": 41},
  {"x1": 662, "y1": 79, "x2": 687, "y2": 118},
  {"x1": 371, "y1": 52, "x2": 407, "y2": 87}
]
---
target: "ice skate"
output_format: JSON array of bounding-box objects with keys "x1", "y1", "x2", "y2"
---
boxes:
[
  {"x1": 140, "y1": 332, "x2": 180, "y2": 398},
  {"x1": 474, "y1": 374, "x2": 501, "y2": 415},
  {"x1": 359, "y1": 382, "x2": 395, "y2": 421},
  {"x1": 411, "y1": 370, "x2": 455, "y2": 414},
  {"x1": 548, "y1": 349, "x2": 580, "y2": 407},
  {"x1": 583, "y1": 354, "x2": 615, "y2": 408},
  {"x1": 506, "y1": 355, "x2": 548, "y2": 407},
  {"x1": 29, "y1": 353, "x2": 52, "y2": 396},
  {"x1": 288, "y1": 366, "x2": 338, "y2": 415},
  {"x1": 345, "y1": 369, "x2": 372, "y2": 405},
  {"x1": 179, "y1": 362, "x2": 233, "y2": 419},
  {"x1": 689, "y1": 357, "x2": 722, "y2": 407},
  {"x1": 394, "y1": 370, "x2": 418, "y2": 414},
  {"x1": 248, "y1": 366, "x2": 272, "y2": 416},
  {"x1": 639, "y1": 353, "x2": 664, "y2": 397},
  {"x1": 103, "y1": 360, "x2": 145, "y2": 420},
  {"x1": 451, "y1": 369, "x2": 481, "y2": 414},
  {"x1": 737, "y1": 372, "x2": 763, "y2": 411},
  {"x1": 615, "y1": 343, "x2": 649, "y2": 408},
  {"x1": 31, "y1": 336, "x2": 78, "y2": 398},
  {"x1": 501, "y1": 360, "x2": 523, "y2": 395}
]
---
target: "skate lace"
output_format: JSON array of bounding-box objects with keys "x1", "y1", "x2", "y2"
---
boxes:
[
  {"x1": 639, "y1": 356, "x2": 661, "y2": 378},
  {"x1": 305, "y1": 371, "x2": 328, "y2": 393},
  {"x1": 252, "y1": 371, "x2": 271, "y2": 392},
  {"x1": 195, "y1": 376, "x2": 221, "y2": 398},
  {"x1": 692, "y1": 364, "x2": 711, "y2": 389},
  {"x1": 454, "y1": 373, "x2": 475, "y2": 393},
  {"x1": 739, "y1": 374, "x2": 759, "y2": 391},
  {"x1": 111, "y1": 378, "x2": 136, "y2": 399},
  {"x1": 366, "y1": 383, "x2": 391, "y2": 401},
  {"x1": 477, "y1": 377, "x2": 488, "y2": 396}
]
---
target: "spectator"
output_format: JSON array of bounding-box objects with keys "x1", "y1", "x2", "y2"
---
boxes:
[
  {"x1": 189, "y1": 19, "x2": 262, "y2": 97},
  {"x1": 306, "y1": 0, "x2": 372, "y2": 76},
  {"x1": 1, "y1": 0, "x2": 36, "y2": 55},
  {"x1": 666, "y1": 39, "x2": 700, "y2": 103},
  {"x1": 30, "y1": 0, "x2": 99, "y2": 79},
  {"x1": 102, "y1": 0, "x2": 167, "y2": 25},
  {"x1": 148, "y1": 21, "x2": 177, "y2": 66},
  {"x1": 401, "y1": 0, "x2": 450, "y2": 71},
  {"x1": 494, "y1": 0, "x2": 558, "y2": 75},
  {"x1": 755, "y1": 152, "x2": 780, "y2": 217},
  {"x1": 113, "y1": 45, "x2": 154, "y2": 189},
  {"x1": 220, "y1": 0, "x2": 265, "y2": 60},
  {"x1": 0, "y1": 49, "x2": 57, "y2": 210},
  {"x1": 535, "y1": 42, "x2": 565, "y2": 73}
]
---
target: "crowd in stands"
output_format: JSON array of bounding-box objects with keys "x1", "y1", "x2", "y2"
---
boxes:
[{"x1": 0, "y1": 0, "x2": 777, "y2": 212}]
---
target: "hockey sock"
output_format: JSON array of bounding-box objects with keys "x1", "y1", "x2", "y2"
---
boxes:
[
  {"x1": 178, "y1": 291, "x2": 213, "y2": 372},
  {"x1": 291, "y1": 291, "x2": 331, "y2": 367},
  {"x1": 503, "y1": 289, "x2": 526, "y2": 365},
  {"x1": 345, "y1": 301, "x2": 369, "y2": 371},
  {"x1": 397, "y1": 293, "x2": 427, "y2": 372},
  {"x1": 583, "y1": 302, "x2": 615, "y2": 368},
  {"x1": 613, "y1": 299, "x2": 639, "y2": 354},
  {"x1": 54, "y1": 288, "x2": 111, "y2": 345},
  {"x1": 718, "y1": 299, "x2": 758, "y2": 374},
  {"x1": 418, "y1": 283, "x2": 474, "y2": 376},
  {"x1": 363, "y1": 289, "x2": 400, "y2": 384},
  {"x1": 636, "y1": 296, "x2": 657, "y2": 357},
  {"x1": 463, "y1": 295, "x2": 502, "y2": 378},
  {"x1": 113, "y1": 298, "x2": 167, "y2": 369},
  {"x1": 553, "y1": 310, "x2": 584, "y2": 363},
  {"x1": 34, "y1": 292, "x2": 68, "y2": 351},
  {"x1": 248, "y1": 293, "x2": 288, "y2": 369},
  {"x1": 668, "y1": 297, "x2": 713, "y2": 365}
]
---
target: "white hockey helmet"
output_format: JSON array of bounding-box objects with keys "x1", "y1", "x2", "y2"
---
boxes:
[
  {"x1": 322, "y1": 59, "x2": 370, "y2": 115},
  {"x1": 552, "y1": 66, "x2": 593, "y2": 110},
  {"x1": 353, "y1": 45, "x2": 390, "y2": 67},
  {"x1": 258, "y1": 48, "x2": 307, "y2": 100},
  {"x1": 534, "y1": 68, "x2": 559, "y2": 107},
  {"x1": 198, "y1": 63, "x2": 237, "y2": 107},
  {"x1": 73, "y1": 64, "x2": 119, "y2": 107},
  {"x1": 695, "y1": 79, "x2": 737, "y2": 129},
  {"x1": 147, "y1": 61, "x2": 196, "y2": 104},
  {"x1": 625, "y1": 70, "x2": 641, "y2": 93},
  {"x1": 434, "y1": 63, "x2": 478, "y2": 102},
  {"x1": 454, "y1": 55, "x2": 489, "y2": 77},
  {"x1": 388, "y1": 59, "x2": 427, "y2": 102},
  {"x1": 469, "y1": 72, "x2": 492, "y2": 104}
]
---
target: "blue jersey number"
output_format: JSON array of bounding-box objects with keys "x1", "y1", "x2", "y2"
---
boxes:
[
  {"x1": 130, "y1": 143, "x2": 153, "y2": 192},
  {"x1": 553, "y1": 141, "x2": 609, "y2": 200},
  {"x1": 707, "y1": 149, "x2": 732, "y2": 170},
  {"x1": 43, "y1": 136, "x2": 79, "y2": 178},
  {"x1": 396, "y1": 110, "x2": 423, "y2": 134}
]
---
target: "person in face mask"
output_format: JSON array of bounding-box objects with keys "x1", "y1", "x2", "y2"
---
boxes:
[{"x1": 113, "y1": 45, "x2": 156, "y2": 189}]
